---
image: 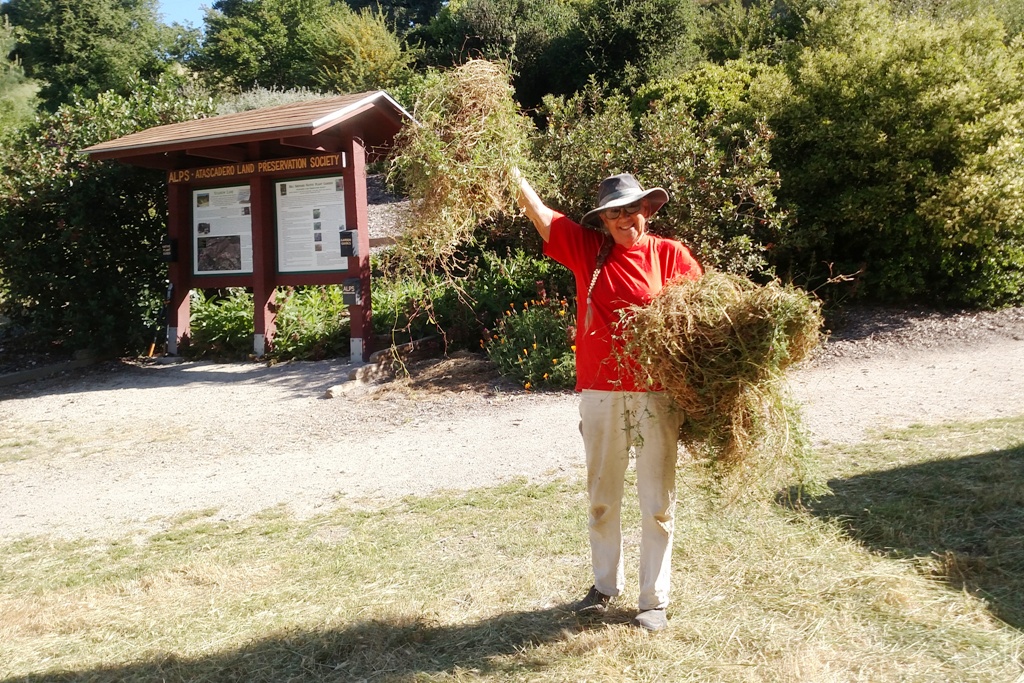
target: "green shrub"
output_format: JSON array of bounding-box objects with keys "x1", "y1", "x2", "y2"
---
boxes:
[
  {"x1": 270, "y1": 286, "x2": 350, "y2": 360},
  {"x1": 371, "y1": 245, "x2": 575, "y2": 351},
  {"x1": 186, "y1": 289, "x2": 255, "y2": 360},
  {"x1": 484, "y1": 295, "x2": 576, "y2": 390},
  {"x1": 764, "y1": 1, "x2": 1024, "y2": 305},
  {"x1": 186, "y1": 286, "x2": 352, "y2": 361},
  {"x1": 0, "y1": 75, "x2": 215, "y2": 355}
]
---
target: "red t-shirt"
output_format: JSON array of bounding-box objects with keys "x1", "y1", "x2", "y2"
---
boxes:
[{"x1": 544, "y1": 211, "x2": 702, "y2": 392}]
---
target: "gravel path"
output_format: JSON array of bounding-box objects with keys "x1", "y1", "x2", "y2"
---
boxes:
[{"x1": 1, "y1": 306, "x2": 1023, "y2": 540}]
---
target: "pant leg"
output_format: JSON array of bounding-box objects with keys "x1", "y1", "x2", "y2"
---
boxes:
[
  {"x1": 629, "y1": 391, "x2": 683, "y2": 611},
  {"x1": 579, "y1": 390, "x2": 631, "y2": 597}
]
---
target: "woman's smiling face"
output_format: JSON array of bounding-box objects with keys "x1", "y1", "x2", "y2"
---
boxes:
[{"x1": 600, "y1": 199, "x2": 648, "y2": 248}]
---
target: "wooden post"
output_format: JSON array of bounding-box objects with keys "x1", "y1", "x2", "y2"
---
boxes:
[
  {"x1": 344, "y1": 134, "x2": 372, "y2": 362},
  {"x1": 166, "y1": 183, "x2": 191, "y2": 355},
  {"x1": 250, "y1": 175, "x2": 276, "y2": 357}
]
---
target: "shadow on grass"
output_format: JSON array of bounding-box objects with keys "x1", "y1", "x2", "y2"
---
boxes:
[
  {"x1": 2, "y1": 605, "x2": 628, "y2": 683},
  {"x1": 793, "y1": 446, "x2": 1024, "y2": 629}
]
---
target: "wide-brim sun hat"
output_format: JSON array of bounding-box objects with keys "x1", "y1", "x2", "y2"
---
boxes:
[{"x1": 581, "y1": 173, "x2": 670, "y2": 231}]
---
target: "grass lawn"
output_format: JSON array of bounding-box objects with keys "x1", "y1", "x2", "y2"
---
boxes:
[{"x1": 1, "y1": 417, "x2": 1022, "y2": 682}]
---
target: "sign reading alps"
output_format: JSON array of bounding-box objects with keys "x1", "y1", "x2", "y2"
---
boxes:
[{"x1": 168, "y1": 153, "x2": 345, "y2": 184}]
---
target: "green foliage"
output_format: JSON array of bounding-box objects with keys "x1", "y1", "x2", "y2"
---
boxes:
[
  {"x1": 637, "y1": 59, "x2": 791, "y2": 124},
  {"x1": 536, "y1": 87, "x2": 787, "y2": 277},
  {"x1": 187, "y1": 286, "x2": 351, "y2": 360},
  {"x1": 921, "y1": 101, "x2": 1024, "y2": 306},
  {"x1": 418, "y1": 0, "x2": 583, "y2": 108},
  {"x1": 310, "y1": 5, "x2": 417, "y2": 94},
  {"x1": 576, "y1": 0, "x2": 703, "y2": 93},
  {"x1": 765, "y1": 1, "x2": 1024, "y2": 304},
  {"x1": 270, "y1": 286, "x2": 350, "y2": 360},
  {"x1": 484, "y1": 295, "x2": 576, "y2": 390},
  {"x1": 346, "y1": 0, "x2": 445, "y2": 36},
  {"x1": 371, "y1": 245, "x2": 574, "y2": 351},
  {"x1": 0, "y1": 15, "x2": 37, "y2": 136},
  {"x1": 196, "y1": 0, "x2": 333, "y2": 90},
  {"x1": 695, "y1": 0, "x2": 827, "y2": 64},
  {"x1": 0, "y1": 75, "x2": 215, "y2": 354},
  {"x1": 1, "y1": 0, "x2": 175, "y2": 111},
  {"x1": 186, "y1": 288, "x2": 255, "y2": 359}
]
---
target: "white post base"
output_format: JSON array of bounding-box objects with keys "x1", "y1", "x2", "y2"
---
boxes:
[
  {"x1": 254, "y1": 334, "x2": 266, "y2": 358},
  {"x1": 350, "y1": 337, "x2": 363, "y2": 362},
  {"x1": 167, "y1": 327, "x2": 178, "y2": 355}
]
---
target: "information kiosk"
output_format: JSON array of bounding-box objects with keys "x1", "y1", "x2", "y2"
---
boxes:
[{"x1": 83, "y1": 91, "x2": 413, "y2": 361}]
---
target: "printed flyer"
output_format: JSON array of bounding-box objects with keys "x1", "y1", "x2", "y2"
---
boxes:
[
  {"x1": 275, "y1": 177, "x2": 349, "y2": 273},
  {"x1": 193, "y1": 186, "x2": 253, "y2": 275}
]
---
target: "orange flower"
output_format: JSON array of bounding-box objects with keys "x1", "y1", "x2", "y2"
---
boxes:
[
  {"x1": 571, "y1": 345, "x2": 577, "y2": 352},
  {"x1": 524, "y1": 382, "x2": 532, "y2": 390}
]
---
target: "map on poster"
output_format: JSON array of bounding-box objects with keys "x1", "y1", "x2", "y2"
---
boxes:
[
  {"x1": 275, "y1": 177, "x2": 348, "y2": 273},
  {"x1": 193, "y1": 186, "x2": 253, "y2": 275}
]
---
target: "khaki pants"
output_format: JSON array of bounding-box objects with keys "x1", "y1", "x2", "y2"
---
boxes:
[{"x1": 579, "y1": 390, "x2": 683, "y2": 611}]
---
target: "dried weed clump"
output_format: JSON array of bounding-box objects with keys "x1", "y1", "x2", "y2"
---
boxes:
[
  {"x1": 625, "y1": 271, "x2": 825, "y2": 495},
  {"x1": 390, "y1": 60, "x2": 534, "y2": 267}
]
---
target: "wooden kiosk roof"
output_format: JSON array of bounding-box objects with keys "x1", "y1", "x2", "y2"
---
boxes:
[{"x1": 82, "y1": 90, "x2": 413, "y2": 169}]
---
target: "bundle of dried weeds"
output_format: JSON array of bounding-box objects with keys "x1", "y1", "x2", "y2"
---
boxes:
[
  {"x1": 624, "y1": 271, "x2": 825, "y2": 496},
  {"x1": 390, "y1": 60, "x2": 534, "y2": 267}
]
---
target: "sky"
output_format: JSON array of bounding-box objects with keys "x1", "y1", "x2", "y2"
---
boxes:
[{"x1": 157, "y1": 0, "x2": 209, "y2": 28}]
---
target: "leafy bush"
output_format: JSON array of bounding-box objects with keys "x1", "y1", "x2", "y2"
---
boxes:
[
  {"x1": 187, "y1": 286, "x2": 351, "y2": 361},
  {"x1": 186, "y1": 288, "x2": 255, "y2": 359},
  {"x1": 270, "y1": 286, "x2": 350, "y2": 360},
  {"x1": 921, "y1": 102, "x2": 1024, "y2": 307},
  {"x1": 536, "y1": 87, "x2": 787, "y2": 278},
  {"x1": 309, "y1": 5, "x2": 418, "y2": 94},
  {"x1": 484, "y1": 295, "x2": 576, "y2": 390},
  {"x1": 371, "y1": 244, "x2": 575, "y2": 350},
  {"x1": 764, "y1": 1, "x2": 1024, "y2": 304},
  {"x1": 576, "y1": 0, "x2": 703, "y2": 92},
  {"x1": 417, "y1": 0, "x2": 584, "y2": 108},
  {"x1": 0, "y1": 75, "x2": 215, "y2": 354}
]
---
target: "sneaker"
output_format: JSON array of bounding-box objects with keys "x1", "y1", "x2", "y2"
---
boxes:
[
  {"x1": 571, "y1": 585, "x2": 612, "y2": 614},
  {"x1": 632, "y1": 608, "x2": 668, "y2": 632}
]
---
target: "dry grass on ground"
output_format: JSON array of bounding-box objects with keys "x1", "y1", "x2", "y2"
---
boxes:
[{"x1": 1, "y1": 417, "x2": 1023, "y2": 682}]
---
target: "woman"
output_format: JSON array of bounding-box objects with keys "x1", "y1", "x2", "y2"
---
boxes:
[{"x1": 515, "y1": 171, "x2": 702, "y2": 632}]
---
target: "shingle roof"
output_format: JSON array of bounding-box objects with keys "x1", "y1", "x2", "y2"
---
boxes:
[{"x1": 82, "y1": 91, "x2": 414, "y2": 167}]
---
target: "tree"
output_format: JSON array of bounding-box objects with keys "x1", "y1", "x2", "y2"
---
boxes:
[
  {"x1": 765, "y1": 0, "x2": 1024, "y2": 305},
  {"x1": 576, "y1": 0, "x2": 703, "y2": 94},
  {"x1": 418, "y1": 0, "x2": 583, "y2": 108},
  {"x1": 346, "y1": 0, "x2": 445, "y2": 36},
  {"x1": 1, "y1": 0, "x2": 172, "y2": 111},
  {"x1": 310, "y1": 5, "x2": 417, "y2": 94},
  {"x1": 196, "y1": 0, "x2": 333, "y2": 90},
  {"x1": 0, "y1": 14, "x2": 37, "y2": 135},
  {"x1": 0, "y1": 75, "x2": 215, "y2": 353}
]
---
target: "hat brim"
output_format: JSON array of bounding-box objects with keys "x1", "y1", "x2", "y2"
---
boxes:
[{"x1": 581, "y1": 187, "x2": 670, "y2": 231}]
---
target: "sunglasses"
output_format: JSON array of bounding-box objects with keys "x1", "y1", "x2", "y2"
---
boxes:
[{"x1": 602, "y1": 201, "x2": 643, "y2": 220}]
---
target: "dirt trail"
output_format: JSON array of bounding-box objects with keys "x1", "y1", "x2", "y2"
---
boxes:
[{"x1": 1, "y1": 307, "x2": 1022, "y2": 540}]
